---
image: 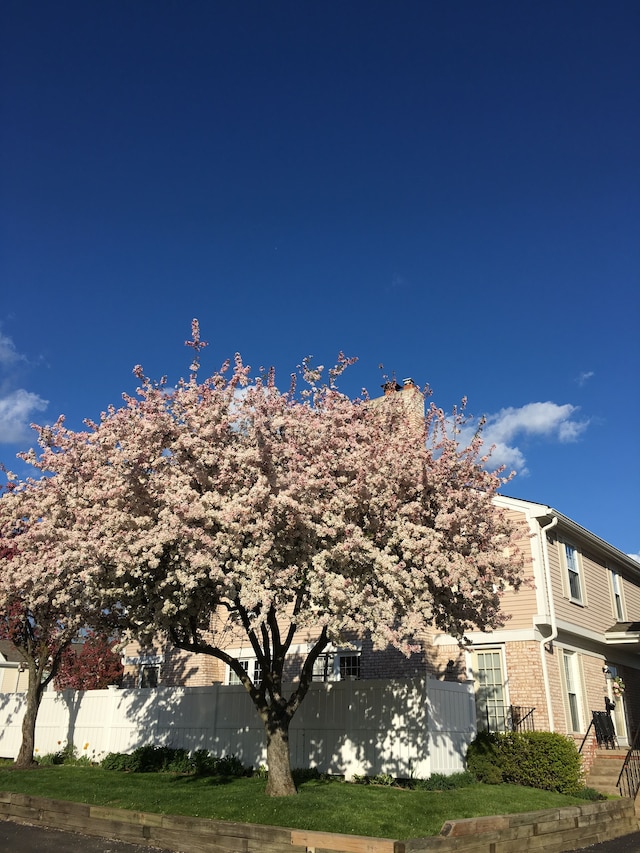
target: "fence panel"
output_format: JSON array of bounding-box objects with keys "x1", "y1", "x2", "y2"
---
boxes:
[{"x1": 0, "y1": 677, "x2": 476, "y2": 778}]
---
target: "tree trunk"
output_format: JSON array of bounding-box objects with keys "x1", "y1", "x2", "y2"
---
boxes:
[
  {"x1": 264, "y1": 716, "x2": 297, "y2": 796},
  {"x1": 15, "y1": 676, "x2": 42, "y2": 768}
]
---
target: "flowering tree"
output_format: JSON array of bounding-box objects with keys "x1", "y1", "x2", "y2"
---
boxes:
[
  {"x1": 0, "y1": 322, "x2": 523, "y2": 793},
  {"x1": 0, "y1": 486, "x2": 113, "y2": 768},
  {"x1": 55, "y1": 632, "x2": 123, "y2": 691}
]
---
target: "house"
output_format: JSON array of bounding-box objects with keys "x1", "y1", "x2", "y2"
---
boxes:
[
  {"x1": 121, "y1": 495, "x2": 640, "y2": 758},
  {"x1": 433, "y1": 496, "x2": 640, "y2": 754},
  {"x1": 0, "y1": 640, "x2": 28, "y2": 693}
]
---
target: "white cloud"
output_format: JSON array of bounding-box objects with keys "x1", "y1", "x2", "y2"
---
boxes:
[
  {"x1": 0, "y1": 331, "x2": 25, "y2": 368},
  {"x1": 628, "y1": 553, "x2": 640, "y2": 564},
  {"x1": 577, "y1": 371, "x2": 595, "y2": 386},
  {"x1": 0, "y1": 329, "x2": 48, "y2": 443},
  {"x1": 457, "y1": 401, "x2": 589, "y2": 475},
  {"x1": 0, "y1": 389, "x2": 49, "y2": 443}
]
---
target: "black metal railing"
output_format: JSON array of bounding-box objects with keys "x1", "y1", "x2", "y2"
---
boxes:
[
  {"x1": 592, "y1": 710, "x2": 618, "y2": 749},
  {"x1": 509, "y1": 705, "x2": 536, "y2": 732},
  {"x1": 617, "y1": 725, "x2": 640, "y2": 799},
  {"x1": 485, "y1": 705, "x2": 535, "y2": 733}
]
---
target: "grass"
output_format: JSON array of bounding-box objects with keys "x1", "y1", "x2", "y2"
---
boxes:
[{"x1": 0, "y1": 765, "x2": 591, "y2": 839}]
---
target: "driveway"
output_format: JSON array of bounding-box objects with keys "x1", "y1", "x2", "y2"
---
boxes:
[
  {"x1": 574, "y1": 832, "x2": 640, "y2": 852},
  {"x1": 0, "y1": 821, "x2": 176, "y2": 853}
]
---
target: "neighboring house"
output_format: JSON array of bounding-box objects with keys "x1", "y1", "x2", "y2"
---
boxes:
[
  {"x1": 0, "y1": 640, "x2": 28, "y2": 693},
  {"x1": 122, "y1": 495, "x2": 640, "y2": 756},
  {"x1": 434, "y1": 496, "x2": 640, "y2": 754}
]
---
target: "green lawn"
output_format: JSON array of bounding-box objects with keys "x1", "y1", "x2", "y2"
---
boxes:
[{"x1": 0, "y1": 766, "x2": 590, "y2": 839}]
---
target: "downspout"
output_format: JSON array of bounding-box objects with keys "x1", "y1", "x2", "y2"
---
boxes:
[{"x1": 538, "y1": 514, "x2": 558, "y2": 731}]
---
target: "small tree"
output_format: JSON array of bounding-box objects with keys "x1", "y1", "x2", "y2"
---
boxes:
[
  {"x1": 1, "y1": 322, "x2": 523, "y2": 792},
  {"x1": 0, "y1": 482, "x2": 118, "y2": 768},
  {"x1": 55, "y1": 631, "x2": 123, "y2": 690}
]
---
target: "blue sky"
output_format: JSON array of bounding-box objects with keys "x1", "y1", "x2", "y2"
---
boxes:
[{"x1": 1, "y1": 1, "x2": 638, "y2": 557}]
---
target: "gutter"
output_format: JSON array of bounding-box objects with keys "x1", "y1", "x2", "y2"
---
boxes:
[{"x1": 538, "y1": 513, "x2": 558, "y2": 732}]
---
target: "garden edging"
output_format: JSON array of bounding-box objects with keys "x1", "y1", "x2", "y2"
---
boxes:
[{"x1": 1, "y1": 791, "x2": 638, "y2": 853}]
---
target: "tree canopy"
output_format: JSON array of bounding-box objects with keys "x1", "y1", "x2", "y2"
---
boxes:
[{"x1": 0, "y1": 321, "x2": 523, "y2": 791}]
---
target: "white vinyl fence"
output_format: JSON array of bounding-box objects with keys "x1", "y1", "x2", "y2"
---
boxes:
[{"x1": 0, "y1": 677, "x2": 476, "y2": 779}]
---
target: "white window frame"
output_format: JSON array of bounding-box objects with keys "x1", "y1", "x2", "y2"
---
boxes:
[
  {"x1": 562, "y1": 542, "x2": 585, "y2": 605},
  {"x1": 609, "y1": 568, "x2": 626, "y2": 622},
  {"x1": 561, "y1": 649, "x2": 585, "y2": 733},
  {"x1": 227, "y1": 657, "x2": 262, "y2": 686},
  {"x1": 139, "y1": 664, "x2": 160, "y2": 688},
  {"x1": 472, "y1": 647, "x2": 508, "y2": 732},
  {"x1": 311, "y1": 648, "x2": 361, "y2": 682}
]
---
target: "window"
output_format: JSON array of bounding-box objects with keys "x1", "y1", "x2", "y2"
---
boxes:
[
  {"x1": 562, "y1": 650, "x2": 583, "y2": 732},
  {"x1": 339, "y1": 654, "x2": 361, "y2": 680},
  {"x1": 228, "y1": 658, "x2": 262, "y2": 685},
  {"x1": 140, "y1": 665, "x2": 159, "y2": 688},
  {"x1": 474, "y1": 649, "x2": 507, "y2": 731},
  {"x1": 563, "y1": 543, "x2": 584, "y2": 603},
  {"x1": 312, "y1": 653, "x2": 334, "y2": 681},
  {"x1": 312, "y1": 651, "x2": 361, "y2": 681},
  {"x1": 610, "y1": 569, "x2": 625, "y2": 622}
]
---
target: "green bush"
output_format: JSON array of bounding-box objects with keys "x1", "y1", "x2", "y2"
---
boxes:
[
  {"x1": 37, "y1": 743, "x2": 78, "y2": 766},
  {"x1": 576, "y1": 786, "x2": 606, "y2": 801},
  {"x1": 100, "y1": 747, "x2": 247, "y2": 777},
  {"x1": 467, "y1": 731, "x2": 583, "y2": 794},
  {"x1": 292, "y1": 767, "x2": 324, "y2": 784},
  {"x1": 101, "y1": 751, "x2": 138, "y2": 772},
  {"x1": 500, "y1": 732, "x2": 582, "y2": 794},
  {"x1": 466, "y1": 731, "x2": 503, "y2": 784}
]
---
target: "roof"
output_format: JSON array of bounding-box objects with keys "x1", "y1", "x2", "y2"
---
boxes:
[
  {"x1": 605, "y1": 622, "x2": 640, "y2": 645},
  {"x1": 494, "y1": 494, "x2": 640, "y2": 577},
  {"x1": 0, "y1": 640, "x2": 27, "y2": 664}
]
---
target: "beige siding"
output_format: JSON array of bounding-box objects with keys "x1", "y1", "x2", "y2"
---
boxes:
[
  {"x1": 0, "y1": 665, "x2": 29, "y2": 693},
  {"x1": 549, "y1": 531, "x2": 640, "y2": 635},
  {"x1": 493, "y1": 509, "x2": 538, "y2": 630},
  {"x1": 621, "y1": 570, "x2": 640, "y2": 622}
]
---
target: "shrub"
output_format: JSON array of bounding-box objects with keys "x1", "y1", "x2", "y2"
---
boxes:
[
  {"x1": 466, "y1": 731, "x2": 503, "y2": 784},
  {"x1": 37, "y1": 742, "x2": 78, "y2": 766},
  {"x1": 101, "y1": 751, "x2": 138, "y2": 772},
  {"x1": 499, "y1": 731, "x2": 582, "y2": 794},
  {"x1": 467, "y1": 731, "x2": 583, "y2": 794},
  {"x1": 576, "y1": 786, "x2": 606, "y2": 801},
  {"x1": 100, "y1": 747, "x2": 247, "y2": 777},
  {"x1": 292, "y1": 767, "x2": 324, "y2": 784}
]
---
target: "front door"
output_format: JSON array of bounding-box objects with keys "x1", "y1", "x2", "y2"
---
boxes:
[{"x1": 606, "y1": 664, "x2": 629, "y2": 747}]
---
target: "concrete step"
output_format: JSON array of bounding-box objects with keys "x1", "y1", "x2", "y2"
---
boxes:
[{"x1": 586, "y1": 750, "x2": 628, "y2": 795}]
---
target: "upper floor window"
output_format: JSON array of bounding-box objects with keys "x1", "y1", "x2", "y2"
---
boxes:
[
  {"x1": 140, "y1": 664, "x2": 159, "y2": 688},
  {"x1": 609, "y1": 569, "x2": 626, "y2": 622},
  {"x1": 228, "y1": 658, "x2": 262, "y2": 686},
  {"x1": 312, "y1": 651, "x2": 361, "y2": 681},
  {"x1": 563, "y1": 543, "x2": 584, "y2": 604}
]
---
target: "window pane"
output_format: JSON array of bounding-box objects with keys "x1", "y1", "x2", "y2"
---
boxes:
[
  {"x1": 339, "y1": 655, "x2": 360, "y2": 680},
  {"x1": 475, "y1": 651, "x2": 506, "y2": 731},
  {"x1": 312, "y1": 653, "x2": 333, "y2": 681},
  {"x1": 611, "y1": 571, "x2": 624, "y2": 621},
  {"x1": 565, "y1": 545, "x2": 582, "y2": 601},
  {"x1": 229, "y1": 659, "x2": 250, "y2": 685},
  {"x1": 563, "y1": 652, "x2": 581, "y2": 731},
  {"x1": 140, "y1": 666, "x2": 158, "y2": 688}
]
